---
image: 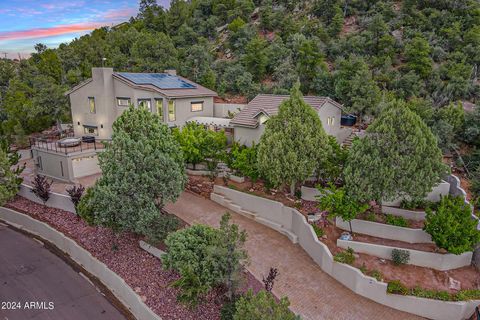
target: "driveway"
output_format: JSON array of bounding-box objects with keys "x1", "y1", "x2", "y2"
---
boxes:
[
  {"x1": 166, "y1": 192, "x2": 422, "y2": 320},
  {"x1": 0, "y1": 224, "x2": 127, "y2": 320}
]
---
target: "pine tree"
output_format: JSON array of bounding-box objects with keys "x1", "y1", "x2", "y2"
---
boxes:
[
  {"x1": 87, "y1": 105, "x2": 186, "y2": 237},
  {"x1": 344, "y1": 99, "x2": 448, "y2": 205},
  {"x1": 257, "y1": 82, "x2": 329, "y2": 195}
]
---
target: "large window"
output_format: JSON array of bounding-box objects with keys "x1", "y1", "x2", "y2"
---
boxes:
[
  {"x1": 88, "y1": 97, "x2": 96, "y2": 114},
  {"x1": 327, "y1": 117, "x2": 335, "y2": 126},
  {"x1": 155, "y1": 98, "x2": 164, "y2": 121},
  {"x1": 168, "y1": 100, "x2": 176, "y2": 121},
  {"x1": 138, "y1": 99, "x2": 152, "y2": 112},
  {"x1": 117, "y1": 97, "x2": 131, "y2": 107},
  {"x1": 191, "y1": 101, "x2": 204, "y2": 112}
]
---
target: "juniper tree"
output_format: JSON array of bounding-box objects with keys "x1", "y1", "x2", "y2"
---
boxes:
[
  {"x1": 0, "y1": 148, "x2": 20, "y2": 206},
  {"x1": 257, "y1": 82, "x2": 329, "y2": 195},
  {"x1": 87, "y1": 105, "x2": 186, "y2": 237},
  {"x1": 344, "y1": 99, "x2": 448, "y2": 206}
]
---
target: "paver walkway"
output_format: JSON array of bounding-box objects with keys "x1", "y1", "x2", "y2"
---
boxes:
[
  {"x1": 166, "y1": 192, "x2": 423, "y2": 320},
  {"x1": 0, "y1": 224, "x2": 127, "y2": 320}
]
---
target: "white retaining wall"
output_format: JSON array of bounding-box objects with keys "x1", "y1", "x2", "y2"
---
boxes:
[
  {"x1": 211, "y1": 185, "x2": 479, "y2": 320},
  {"x1": 301, "y1": 186, "x2": 321, "y2": 201},
  {"x1": 337, "y1": 239, "x2": 473, "y2": 271},
  {"x1": 0, "y1": 207, "x2": 161, "y2": 320},
  {"x1": 18, "y1": 183, "x2": 76, "y2": 213},
  {"x1": 336, "y1": 217, "x2": 432, "y2": 244},
  {"x1": 383, "y1": 181, "x2": 450, "y2": 207},
  {"x1": 382, "y1": 206, "x2": 426, "y2": 221}
]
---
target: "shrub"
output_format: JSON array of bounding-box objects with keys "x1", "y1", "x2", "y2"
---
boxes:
[
  {"x1": 387, "y1": 280, "x2": 408, "y2": 295},
  {"x1": 424, "y1": 195, "x2": 480, "y2": 254},
  {"x1": 311, "y1": 224, "x2": 324, "y2": 238},
  {"x1": 145, "y1": 214, "x2": 180, "y2": 245},
  {"x1": 455, "y1": 289, "x2": 480, "y2": 301},
  {"x1": 262, "y1": 267, "x2": 278, "y2": 293},
  {"x1": 221, "y1": 298, "x2": 238, "y2": 320},
  {"x1": 31, "y1": 175, "x2": 52, "y2": 205},
  {"x1": 385, "y1": 214, "x2": 408, "y2": 227},
  {"x1": 0, "y1": 147, "x2": 21, "y2": 206},
  {"x1": 66, "y1": 184, "x2": 85, "y2": 211},
  {"x1": 334, "y1": 247, "x2": 355, "y2": 265},
  {"x1": 233, "y1": 290, "x2": 299, "y2": 320},
  {"x1": 411, "y1": 287, "x2": 451, "y2": 301},
  {"x1": 369, "y1": 270, "x2": 383, "y2": 281},
  {"x1": 366, "y1": 212, "x2": 376, "y2": 222},
  {"x1": 76, "y1": 187, "x2": 96, "y2": 225},
  {"x1": 391, "y1": 249, "x2": 410, "y2": 265}
]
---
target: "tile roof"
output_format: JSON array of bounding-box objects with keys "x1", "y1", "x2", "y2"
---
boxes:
[
  {"x1": 114, "y1": 73, "x2": 217, "y2": 98},
  {"x1": 230, "y1": 94, "x2": 343, "y2": 127}
]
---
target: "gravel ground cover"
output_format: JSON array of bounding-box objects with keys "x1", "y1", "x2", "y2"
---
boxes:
[{"x1": 5, "y1": 195, "x2": 264, "y2": 320}]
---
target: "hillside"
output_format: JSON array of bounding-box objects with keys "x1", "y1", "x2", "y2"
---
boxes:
[{"x1": 0, "y1": 0, "x2": 479, "y2": 147}]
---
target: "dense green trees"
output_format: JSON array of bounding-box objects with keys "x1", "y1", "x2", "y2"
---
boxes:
[
  {"x1": 344, "y1": 99, "x2": 448, "y2": 205},
  {"x1": 233, "y1": 290, "x2": 299, "y2": 320},
  {"x1": 257, "y1": 83, "x2": 329, "y2": 195},
  {"x1": 0, "y1": 148, "x2": 21, "y2": 206},
  {"x1": 80, "y1": 106, "x2": 186, "y2": 237}
]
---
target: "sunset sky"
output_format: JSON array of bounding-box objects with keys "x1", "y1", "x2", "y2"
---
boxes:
[{"x1": 0, "y1": 1, "x2": 169, "y2": 59}]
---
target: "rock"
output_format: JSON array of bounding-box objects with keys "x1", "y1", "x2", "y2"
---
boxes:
[
  {"x1": 134, "y1": 287, "x2": 141, "y2": 293},
  {"x1": 321, "y1": 235, "x2": 328, "y2": 240},
  {"x1": 141, "y1": 295, "x2": 147, "y2": 302},
  {"x1": 437, "y1": 248, "x2": 448, "y2": 254},
  {"x1": 449, "y1": 277, "x2": 461, "y2": 291},
  {"x1": 379, "y1": 258, "x2": 387, "y2": 264}
]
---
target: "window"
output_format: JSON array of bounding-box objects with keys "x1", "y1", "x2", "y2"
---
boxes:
[
  {"x1": 168, "y1": 100, "x2": 176, "y2": 121},
  {"x1": 331, "y1": 116, "x2": 335, "y2": 126},
  {"x1": 83, "y1": 125, "x2": 98, "y2": 136},
  {"x1": 327, "y1": 117, "x2": 335, "y2": 126},
  {"x1": 155, "y1": 99, "x2": 164, "y2": 121},
  {"x1": 117, "y1": 97, "x2": 131, "y2": 107},
  {"x1": 191, "y1": 101, "x2": 204, "y2": 112},
  {"x1": 138, "y1": 99, "x2": 152, "y2": 112},
  {"x1": 88, "y1": 97, "x2": 96, "y2": 114}
]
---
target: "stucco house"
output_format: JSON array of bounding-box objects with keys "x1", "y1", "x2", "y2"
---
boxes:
[
  {"x1": 67, "y1": 67, "x2": 218, "y2": 140},
  {"x1": 230, "y1": 94, "x2": 349, "y2": 147}
]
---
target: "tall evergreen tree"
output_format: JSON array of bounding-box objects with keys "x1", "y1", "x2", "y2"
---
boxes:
[
  {"x1": 257, "y1": 82, "x2": 329, "y2": 195},
  {"x1": 344, "y1": 99, "x2": 448, "y2": 205},
  {"x1": 86, "y1": 105, "x2": 186, "y2": 236}
]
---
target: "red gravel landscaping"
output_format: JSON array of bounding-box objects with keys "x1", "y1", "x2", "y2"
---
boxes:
[{"x1": 5, "y1": 196, "x2": 264, "y2": 320}]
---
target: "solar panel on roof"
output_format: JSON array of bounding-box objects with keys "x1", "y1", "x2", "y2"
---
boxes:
[{"x1": 117, "y1": 72, "x2": 196, "y2": 89}]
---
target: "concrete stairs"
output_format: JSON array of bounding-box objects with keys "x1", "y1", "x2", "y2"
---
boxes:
[
  {"x1": 211, "y1": 192, "x2": 298, "y2": 243},
  {"x1": 341, "y1": 131, "x2": 357, "y2": 148}
]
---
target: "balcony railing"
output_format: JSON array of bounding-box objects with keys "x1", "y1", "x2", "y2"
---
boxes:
[{"x1": 29, "y1": 134, "x2": 105, "y2": 155}]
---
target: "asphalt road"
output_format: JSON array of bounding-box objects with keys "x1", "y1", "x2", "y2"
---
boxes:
[{"x1": 0, "y1": 224, "x2": 127, "y2": 320}]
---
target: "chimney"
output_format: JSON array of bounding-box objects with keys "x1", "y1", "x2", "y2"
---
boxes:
[
  {"x1": 164, "y1": 69, "x2": 177, "y2": 76},
  {"x1": 92, "y1": 67, "x2": 113, "y2": 82}
]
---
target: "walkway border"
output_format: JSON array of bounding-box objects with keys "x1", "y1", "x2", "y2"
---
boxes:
[
  {"x1": 0, "y1": 207, "x2": 161, "y2": 320},
  {"x1": 212, "y1": 185, "x2": 479, "y2": 320}
]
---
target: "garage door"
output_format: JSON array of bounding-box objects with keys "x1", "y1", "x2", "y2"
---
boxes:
[{"x1": 72, "y1": 155, "x2": 101, "y2": 178}]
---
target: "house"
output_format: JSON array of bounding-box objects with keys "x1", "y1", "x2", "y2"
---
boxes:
[
  {"x1": 66, "y1": 67, "x2": 218, "y2": 140},
  {"x1": 230, "y1": 94, "x2": 349, "y2": 146},
  {"x1": 30, "y1": 67, "x2": 219, "y2": 183}
]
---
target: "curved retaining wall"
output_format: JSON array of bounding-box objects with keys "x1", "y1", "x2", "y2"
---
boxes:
[
  {"x1": 212, "y1": 185, "x2": 479, "y2": 320},
  {"x1": 337, "y1": 239, "x2": 472, "y2": 271},
  {"x1": 0, "y1": 207, "x2": 161, "y2": 320},
  {"x1": 336, "y1": 217, "x2": 432, "y2": 244}
]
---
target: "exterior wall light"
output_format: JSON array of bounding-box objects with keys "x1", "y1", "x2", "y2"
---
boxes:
[
  {"x1": 77, "y1": 121, "x2": 80, "y2": 126},
  {"x1": 100, "y1": 124, "x2": 104, "y2": 129}
]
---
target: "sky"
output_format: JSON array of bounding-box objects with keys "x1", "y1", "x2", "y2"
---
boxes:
[{"x1": 0, "y1": 0, "x2": 169, "y2": 59}]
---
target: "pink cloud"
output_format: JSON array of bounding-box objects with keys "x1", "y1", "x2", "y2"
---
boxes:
[
  {"x1": 102, "y1": 8, "x2": 137, "y2": 20},
  {"x1": 0, "y1": 23, "x2": 105, "y2": 41}
]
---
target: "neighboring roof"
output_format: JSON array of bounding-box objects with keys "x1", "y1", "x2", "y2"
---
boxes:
[
  {"x1": 114, "y1": 72, "x2": 217, "y2": 98},
  {"x1": 186, "y1": 116, "x2": 232, "y2": 128},
  {"x1": 230, "y1": 94, "x2": 343, "y2": 128}
]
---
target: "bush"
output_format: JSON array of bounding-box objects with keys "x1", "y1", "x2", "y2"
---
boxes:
[
  {"x1": 334, "y1": 247, "x2": 355, "y2": 265},
  {"x1": 311, "y1": 224, "x2": 324, "y2": 238},
  {"x1": 411, "y1": 287, "x2": 451, "y2": 301},
  {"x1": 391, "y1": 249, "x2": 410, "y2": 265},
  {"x1": 369, "y1": 270, "x2": 383, "y2": 281},
  {"x1": 31, "y1": 175, "x2": 51, "y2": 205},
  {"x1": 455, "y1": 289, "x2": 480, "y2": 301},
  {"x1": 387, "y1": 280, "x2": 408, "y2": 295},
  {"x1": 76, "y1": 187, "x2": 96, "y2": 225},
  {"x1": 233, "y1": 290, "x2": 299, "y2": 320},
  {"x1": 0, "y1": 148, "x2": 21, "y2": 206},
  {"x1": 385, "y1": 214, "x2": 408, "y2": 227},
  {"x1": 66, "y1": 184, "x2": 85, "y2": 211},
  {"x1": 221, "y1": 298, "x2": 238, "y2": 320},
  {"x1": 145, "y1": 214, "x2": 180, "y2": 245},
  {"x1": 400, "y1": 198, "x2": 437, "y2": 210},
  {"x1": 424, "y1": 195, "x2": 480, "y2": 254}
]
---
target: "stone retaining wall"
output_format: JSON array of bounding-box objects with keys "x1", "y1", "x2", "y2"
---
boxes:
[
  {"x1": 336, "y1": 217, "x2": 432, "y2": 244},
  {"x1": 337, "y1": 239, "x2": 472, "y2": 271},
  {"x1": 212, "y1": 185, "x2": 479, "y2": 320},
  {"x1": 0, "y1": 207, "x2": 161, "y2": 320}
]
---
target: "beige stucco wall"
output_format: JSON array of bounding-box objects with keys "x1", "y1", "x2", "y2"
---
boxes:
[
  {"x1": 233, "y1": 101, "x2": 342, "y2": 147},
  {"x1": 70, "y1": 68, "x2": 215, "y2": 140},
  {"x1": 32, "y1": 148, "x2": 74, "y2": 183}
]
